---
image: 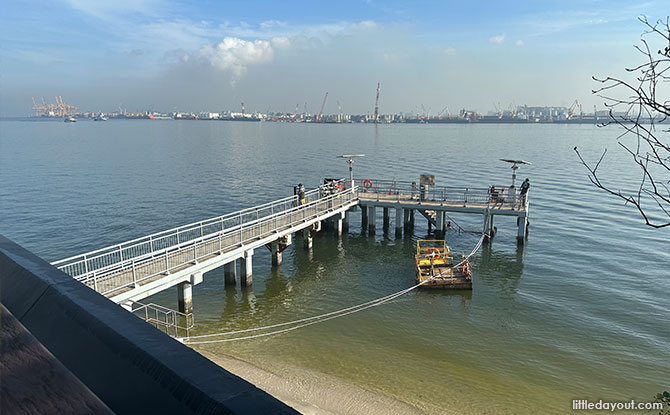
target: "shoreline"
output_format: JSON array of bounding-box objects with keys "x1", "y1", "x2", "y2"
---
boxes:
[{"x1": 197, "y1": 349, "x2": 426, "y2": 415}]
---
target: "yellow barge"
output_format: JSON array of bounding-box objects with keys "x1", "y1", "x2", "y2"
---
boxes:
[{"x1": 416, "y1": 240, "x2": 472, "y2": 289}]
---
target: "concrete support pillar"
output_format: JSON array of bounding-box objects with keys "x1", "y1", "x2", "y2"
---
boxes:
[
  {"x1": 436, "y1": 211, "x2": 445, "y2": 237},
  {"x1": 403, "y1": 209, "x2": 411, "y2": 228},
  {"x1": 343, "y1": 210, "x2": 350, "y2": 232},
  {"x1": 334, "y1": 212, "x2": 343, "y2": 237},
  {"x1": 240, "y1": 250, "x2": 253, "y2": 287},
  {"x1": 303, "y1": 228, "x2": 313, "y2": 249},
  {"x1": 517, "y1": 216, "x2": 527, "y2": 244},
  {"x1": 271, "y1": 241, "x2": 282, "y2": 266},
  {"x1": 395, "y1": 208, "x2": 403, "y2": 238},
  {"x1": 383, "y1": 207, "x2": 390, "y2": 229},
  {"x1": 224, "y1": 260, "x2": 237, "y2": 286},
  {"x1": 177, "y1": 281, "x2": 193, "y2": 314},
  {"x1": 409, "y1": 209, "x2": 415, "y2": 226},
  {"x1": 368, "y1": 206, "x2": 376, "y2": 235},
  {"x1": 361, "y1": 205, "x2": 368, "y2": 229}
]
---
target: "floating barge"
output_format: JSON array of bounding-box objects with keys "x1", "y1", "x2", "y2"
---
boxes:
[{"x1": 415, "y1": 240, "x2": 472, "y2": 289}]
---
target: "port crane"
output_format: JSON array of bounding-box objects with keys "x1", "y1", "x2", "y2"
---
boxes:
[
  {"x1": 567, "y1": 100, "x2": 579, "y2": 120},
  {"x1": 500, "y1": 159, "x2": 532, "y2": 188},
  {"x1": 437, "y1": 105, "x2": 450, "y2": 118},
  {"x1": 373, "y1": 83, "x2": 380, "y2": 123},
  {"x1": 318, "y1": 92, "x2": 328, "y2": 121}
]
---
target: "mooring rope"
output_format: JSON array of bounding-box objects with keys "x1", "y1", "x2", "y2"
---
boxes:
[{"x1": 180, "y1": 233, "x2": 487, "y2": 344}]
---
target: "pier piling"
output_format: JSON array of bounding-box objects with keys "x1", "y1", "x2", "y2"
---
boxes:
[
  {"x1": 517, "y1": 216, "x2": 527, "y2": 244},
  {"x1": 395, "y1": 208, "x2": 403, "y2": 237},
  {"x1": 383, "y1": 207, "x2": 390, "y2": 229},
  {"x1": 368, "y1": 206, "x2": 376, "y2": 235},
  {"x1": 224, "y1": 260, "x2": 237, "y2": 286},
  {"x1": 177, "y1": 281, "x2": 193, "y2": 314},
  {"x1": 303, "y1": 229, "x2": 313, "y2": 249},
  {"x1": 436, "y1": 211, "x2": 445, "y2": 237},
  {"x1": 271, "y1": 241, "x2": 282, "y2": 266}
]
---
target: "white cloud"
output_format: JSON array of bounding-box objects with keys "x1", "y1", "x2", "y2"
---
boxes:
[
  {"x1": 188, "y1": 37, "x2": 278, "y2": 85},
  {"x1": 515, "y1": 39, "x2": 524, "y2": 46},
  {"x1": 489, "y1": 34, "x2": 505, "y2": 44},
  {"x1": 271, "y1": 37, "x2": 291, "y2": 49}
]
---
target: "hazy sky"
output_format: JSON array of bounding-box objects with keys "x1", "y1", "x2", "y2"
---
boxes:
[{"x1": 1, "y1": 0, "x2": 666, "y2": 116}]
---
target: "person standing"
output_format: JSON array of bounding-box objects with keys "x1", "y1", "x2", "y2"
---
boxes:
[
  {"x1": 520, "y1": 178, "x2": 530, "y2": 205},
  {"x1": 297, "y1": 183, "x2": 306, "y2": 206}
]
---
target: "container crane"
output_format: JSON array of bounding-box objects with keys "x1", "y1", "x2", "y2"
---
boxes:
[
  {"x1": 374, "y1": 82, "x2": 380, "y2": 123},
  {"x1": 318, "y1": 92, "x2": 328, "y2": 122},
  {"x1": 567, "y1": 100, "x2": 579, "y2": 120},
  {"x1": 437, "y1": 105, "x2": 450, "y2": 118}
]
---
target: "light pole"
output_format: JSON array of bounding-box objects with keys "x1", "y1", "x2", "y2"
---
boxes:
[
  {"x1": 500, "y1": 159, "x2": 532, "y2": 188},
  {"x1": 338, "y1": 154, "x2": 365, "y2": 189}
]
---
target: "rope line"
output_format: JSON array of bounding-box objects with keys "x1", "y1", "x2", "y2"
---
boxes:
[{"x1": 180, "y1": 233, "x2": 487, "y2": 344}]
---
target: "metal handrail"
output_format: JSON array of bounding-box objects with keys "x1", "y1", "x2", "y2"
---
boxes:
[
  {"x1": 63, "y1": 185, "x2": 358, "y2": 296},
  {"x1": 129, "y1": 299, "x2": 194, "y2": 338},
  {"x1": 357, "y1": 178, "x2": 524, "y2": 208},
  {"x1": 52, "y1": 183, "x2": 337, "y2": 278}
]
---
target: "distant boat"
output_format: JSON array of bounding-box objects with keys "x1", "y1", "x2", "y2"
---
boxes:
[
  {"x1": 64, "y1": 116, "x2": 77, "y2": 123},
  {"x1": 93, "y1": 115, "x2": 108, "y2": 121}
]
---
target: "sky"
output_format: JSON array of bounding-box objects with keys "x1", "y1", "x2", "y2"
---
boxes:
[{"x1": 1, "y1": 0, "x2": 667, "y2": 116}]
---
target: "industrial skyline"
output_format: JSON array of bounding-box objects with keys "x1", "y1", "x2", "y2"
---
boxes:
[{"x1": 1, "y1": 1, "x2": 667, "y2": 116}]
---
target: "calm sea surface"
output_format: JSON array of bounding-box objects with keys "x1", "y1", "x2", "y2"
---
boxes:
[{"x1": 1, "y1": 120, "x2": 668, "y2": 414}]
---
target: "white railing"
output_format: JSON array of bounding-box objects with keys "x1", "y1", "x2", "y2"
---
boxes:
[
  {"x1": 55, "y1": 184, "x2": 358, "y2": 296},
  {"x1": 52, "y1": 185, "x2": 329, "y2": 278},
  {"x1": 357, "y1": 178, "x2": 527, "y2": 209}
]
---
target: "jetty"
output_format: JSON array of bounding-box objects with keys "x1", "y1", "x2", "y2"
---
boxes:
[{"x1": 51, "y1": 175, "x2": 529, "y2": 326}]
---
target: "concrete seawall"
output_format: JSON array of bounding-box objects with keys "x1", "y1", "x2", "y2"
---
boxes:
[{"x1": 0, "y1": 235, "x2": 298, "y2": 414}]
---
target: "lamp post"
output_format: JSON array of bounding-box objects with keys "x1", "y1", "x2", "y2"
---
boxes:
[{"x1": 338, "y1": 154, "x2": 365, "y2": 189}]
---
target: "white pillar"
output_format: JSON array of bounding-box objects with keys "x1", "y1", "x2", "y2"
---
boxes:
[
  {"x1": 335, "y1": 212, "x2": 343, "y2": 237},
  {"x1": 178, "y1": 281, "x2": 193, "y2": 314},
  {"x1": 303, "y1": 228, "x2": 313, "y2": 249},
  {"x1": 224, "y1": 260, "x2": 237, "y2": 286},
  {"x1": 240, "y1": 250, "x2": 253, "y2": 287},
  {"x1": 436, "y1": 211, "x2": 445, "y2": 237}
]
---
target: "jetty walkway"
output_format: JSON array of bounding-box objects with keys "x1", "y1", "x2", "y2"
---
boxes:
[{"x1": 52, "y1": 178, "x2": 529, "y2": 328}]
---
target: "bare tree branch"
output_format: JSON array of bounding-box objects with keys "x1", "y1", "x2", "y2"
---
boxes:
[{"x1": 577, "y1": 16, "x2": 670, "y2": 229}]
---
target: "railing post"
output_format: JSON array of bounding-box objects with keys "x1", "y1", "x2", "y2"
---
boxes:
[
  {"x1": 239, "y1": 212, "x2": 243, "y2": 243},
  {"x1": 200, "y1": 222, "x2": 203, "y2": 237},
  {"x1": 132, "y1": 260, "x2": 137, "y2": 286},
  {"x1": 93, "y1": 273, "x2": 98, "y2": 292},
  {"x1": 150, "y1": 236, "x2": 154, "y2": 252},
  {"x1": 84, "y1": 255, "x2": 89, "y2": 275},
  {"x1": 193, "y1": 243, "x2": 197, "y2": 261},
  {"x1": 165, "y1": 253, "x2": 169, "y2": 272},
  {"x1": 119, "y1": 245, "x2": 124, "y2": 261}
]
